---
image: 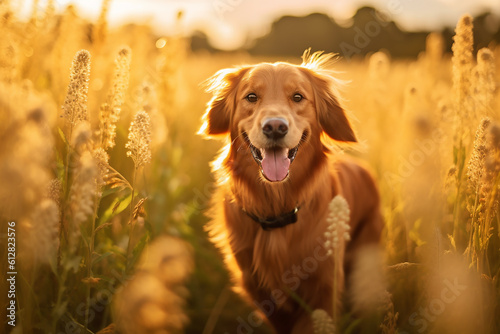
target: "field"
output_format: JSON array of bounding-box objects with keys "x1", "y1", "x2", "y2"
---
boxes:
[{"x1": 1, "y1": 2, "x2": 500, "y2": 334}]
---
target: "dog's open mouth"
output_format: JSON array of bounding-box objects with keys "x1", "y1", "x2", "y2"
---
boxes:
[{"x1": 243, "y1": 132, "x2": 303, "y2": 182}]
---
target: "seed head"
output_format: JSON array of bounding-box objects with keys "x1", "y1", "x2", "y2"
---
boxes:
[
  {"x1": 100, "y1": 47, "x2": 131, "y2": 150},
  {"x1": 92, "y1": 147, "x2": 109, "y2": 192},
  {"x1": 71, "y1": 121, "x2": 92, "y2": 152},
  {"x1": 312, "y1": 309, "x2": 336, "y2": 334},
  {"x1": 425, "y1": 32, "x2": 444, "y2": 63},
  {"x1": 46, "y1": 178, "x2": 62, "y2": 206},
  {"x1": 108, "y1": 46, "x2": 131, "y2": 111},
  {"x1": 93, "y1": 0, "x2": 111, "y2": 44},
  {"x1": 474, "y1": 48, "x2": 496, "y2": 114},
  {"x1": 368, "y1": 51, "x2": 390, "y2": 82},
  {"x1": 28, "y1": 199, "x2": 60, "y2": 265},
  {"x1": 69, "y1": 151, "x2": 97, "y2": 249},
  {"x1": 467, "y1": 118, "x2": 491, "y2": 194},
  {"x1": 126, "y1": 110, "x2": 152, "y2": 168},
  {"x1": 452, "y1": 14, "x2": 474, "y2": 128},
  {"x1": 324, "y1": 195, "x2": 351, "y2": 255},
  {"x1": 63, "y1": 50, "x2": 91, "y2": 129}
]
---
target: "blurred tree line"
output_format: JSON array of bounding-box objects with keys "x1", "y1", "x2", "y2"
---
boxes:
[{"x1": 190, "y1": 6, "x2": 500, "y2": 58}]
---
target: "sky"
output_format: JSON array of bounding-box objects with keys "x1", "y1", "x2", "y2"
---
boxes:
[{"x1": 19, "y1": 0, "x2": 500, "y2": 49}]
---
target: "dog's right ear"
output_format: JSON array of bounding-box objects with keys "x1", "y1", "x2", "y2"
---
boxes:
[{"x1": 198, "y1": 67, "x2": 248, "y2": 137}]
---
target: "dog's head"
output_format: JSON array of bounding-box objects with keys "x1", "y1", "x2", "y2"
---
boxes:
[{"x1": 199, "y1": 50, "x2": 356, "y2": 183}]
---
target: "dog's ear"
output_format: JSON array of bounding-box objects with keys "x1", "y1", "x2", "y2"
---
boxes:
[
  {"x1": 315, "y1": 85, "x2": 357, "y2": 142},
  {"x1": 300, "y1": 65, "x2": 357, "y2": 143},
  {"x1": 199, "y1": 67, "x2": 248, "y2": 137}
]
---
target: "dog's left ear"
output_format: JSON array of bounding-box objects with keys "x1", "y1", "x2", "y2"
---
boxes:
[
  {"x1": 316, "y1": 87, "x2": 357, "y2": 142},
  {"x1": 303, "y1": 69, "x2": 357, "y2": 143}
]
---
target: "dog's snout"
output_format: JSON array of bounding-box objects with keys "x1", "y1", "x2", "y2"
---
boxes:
[{"x1": 262, "y1": 118, "x2": 288, "y2": 139}]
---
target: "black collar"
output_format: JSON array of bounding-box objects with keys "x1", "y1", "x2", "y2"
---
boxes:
[{"x1": 243, "y1": 206, "x2": 300, "y2": 231}]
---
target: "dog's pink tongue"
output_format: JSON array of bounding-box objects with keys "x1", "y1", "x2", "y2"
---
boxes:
[{"x1": 261, "y1": 148, "x2": 290, "y2": 182}]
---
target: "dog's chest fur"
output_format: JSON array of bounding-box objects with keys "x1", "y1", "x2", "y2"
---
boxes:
[{"x1": 233, "y1": 203, "x2": 335, "y2": 300}]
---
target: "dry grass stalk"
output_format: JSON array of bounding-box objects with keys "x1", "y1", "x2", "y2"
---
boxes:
[
  {"x1": 47, "y1": 178, "x2": 62, "y2": 206},
  {"x1": 466, "y1": 118, "x2": 491, "y2": 195},
  {"x1": 92, "y1": 147, "x2": 110, "y2": 195},
  {"x1": 0, "y1": 84, "x2": 53, "y2": 216},
  {"x1": 25, "y1": 199, "x2": 60, "y2": 265},
  {"x1": 69, "y1": 151, "x2": 97, "y2": 250},
  {"x1": 379, "y1": 295, "x2": 398, "y2": 334},
  {"x1": 426, "y1": 32, "x2": 444, "y2": 65},
  {"x1": 474, "y1": 48, "x2": 496, "y2": 116},
  {"x1": 108, "y1": 47, "x2": 131, "y2": 111},
  {"x1": 324, "y1": 195, "x2": 350, "y2": 321},
  {"x1": 368, "y1": 51, "x2": 390, "y2": 84},
  {"x1": 137, "y1": 81, "x2": 168, "y2": 149},
  {"x1": 452, "y1": 14, "x2": 475, "y2": 136},
  {"x1": 93, "y1": 0, "x2": 111, "y2": 45},
  {"x1": 126, "y1": 110, "x2": 152, "y2": 168},
  {"x1": 63, "y1": 49, "x2": 91, "y2": 136},
  {"x1": 466, "y1": 119, "x2": 500, "y2": 272},
  {"x1": 100, "y1": 47, "x2": 131, "y2": 149},
  {"x1": 71, "y1": 121, "x2": 92, "y2": 152},
  {"x1": 479, "y1": 123, "x2": 500, "y2": 231}
]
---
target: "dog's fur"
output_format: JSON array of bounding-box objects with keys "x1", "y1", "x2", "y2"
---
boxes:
[{"x1": 200, "y1": 51, "x2": 383, "y2": 333}]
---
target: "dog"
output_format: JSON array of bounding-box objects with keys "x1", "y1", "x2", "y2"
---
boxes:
[{"x1": 199, "y1": 50, "x2": 384, "y2": 333}]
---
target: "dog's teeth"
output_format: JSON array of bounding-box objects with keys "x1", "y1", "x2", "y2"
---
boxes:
[{"x1": 257, "y1": 149, "x2": 263, "y2": 160}]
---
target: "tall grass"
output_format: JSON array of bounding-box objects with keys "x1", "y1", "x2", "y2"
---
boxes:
[
  {"x1": 0, "y1": 2, "x2": 499, "y2": 334},
  {"x1": 0, "y1": 2, "x2": 194, "y2": 333}
]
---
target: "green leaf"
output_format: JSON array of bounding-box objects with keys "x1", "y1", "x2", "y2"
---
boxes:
[
  {"x1": 99, "y1": 192, "x2": 133, "y2": 225},
  {"x1": 409, "y1": 219, "x2": 426, "y2": 247},
  {"x1": 101, "y1": 185, "x2": 123, "y2": 198},
  {"x1": 343, "y1": 318, "x2": 362, "y2": 334},
  {"x1": 58, "y1": 127, "x2": 68, "y2": 146},
  {"x1": 127, "y1": 231, "x2": 150, "y2": 270},
  {"x1": 447, "y1": 234, "x2": 457, "y2": 251},
  {"x1": 92, "y1": 251, "x2": 113, "y2": 266}
]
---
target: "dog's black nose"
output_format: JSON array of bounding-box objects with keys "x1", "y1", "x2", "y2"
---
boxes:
[{"x1": 262, "y1": 118, "x2": 288, "y2": 139}]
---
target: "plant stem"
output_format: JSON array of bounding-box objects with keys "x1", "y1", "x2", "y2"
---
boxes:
[
  {"x1": 84, "y1": 194, "x2": 100, "y2": 331},
  {"x1": 453, "y1": 143, "x2": 465, "y2": 249},
  {"x1": 52, "y1": 264, "x2": 69, "y2": 333},
  {"x1": 59, "y1": 126, "x2": 73, "y2": 267},
  {"x1": 125, "y1": 166, "x2": 137, "y2": 273}
]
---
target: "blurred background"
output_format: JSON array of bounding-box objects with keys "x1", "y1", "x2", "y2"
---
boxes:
[{"x1": 16, "y1": 0, "x2": 500, "y2": 54}]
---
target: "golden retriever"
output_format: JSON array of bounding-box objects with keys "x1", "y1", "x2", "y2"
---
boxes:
[{"x1": 199, "y1": 50, "x2": 383, "y2": 333}]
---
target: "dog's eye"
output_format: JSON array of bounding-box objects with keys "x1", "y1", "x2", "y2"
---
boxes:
[
  {"x1": 293, "y1": 93, "x2": 303, "y2": 102},
  {"x1": 246, "y1": 93, "x2": 258, "y2": 103}
]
